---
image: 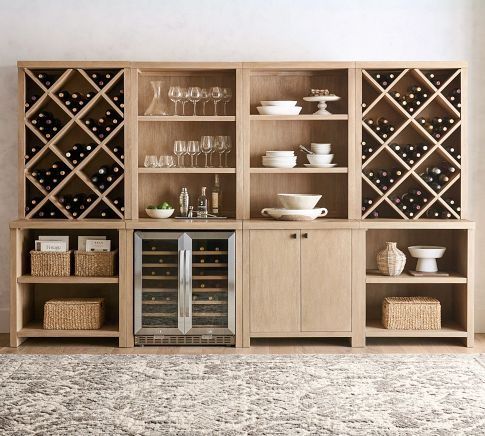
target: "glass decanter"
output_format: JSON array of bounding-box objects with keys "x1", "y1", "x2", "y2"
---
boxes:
[{"x1": 144, "y1": 81, "x2": 167, "y2": 116}]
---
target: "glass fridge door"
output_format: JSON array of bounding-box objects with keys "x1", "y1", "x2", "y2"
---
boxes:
[
  {"x1": 185, "y1": 232, "x2": 236, "y2": 336},
  {"x1": 134, "y1": 231, "x2": 190, "y2": 336}
]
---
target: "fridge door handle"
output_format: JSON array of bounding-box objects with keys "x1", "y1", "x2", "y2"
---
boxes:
[
  {"x1": 185, "y1": 249, "x2": 192, "y2": 318},
  {"x1": 179, "y1": 249, "x2": 185, "y2": 318}
]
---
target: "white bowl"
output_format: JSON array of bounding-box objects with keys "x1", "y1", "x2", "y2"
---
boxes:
[
  {"x1": 408, "y1": 245, "x2": 446, "y2": 273},
  {"x1": 265, "y1": 151, "x2": 295, "y2": 157},
  {"x1": 261, "y1": 208, "x2": 328, "y2": 221},
  {"x1": 260, "y1": 101, "x2": 297, "y2": 107},
  {"x1": 307, "y1": 154, "x2": 334, "y2": 165},
  {"x1": 257, "y1": 106, "x2": 302, "y2": 116},
  {"x1": 145, "y1": 208, "x2": 175, "y2": 219},
  {"x1": 278, "y1": 193, "x2": 322, "y2": 210},
  {"x1": 311, "y1": 143, "x2": 331, "y2": 154}
]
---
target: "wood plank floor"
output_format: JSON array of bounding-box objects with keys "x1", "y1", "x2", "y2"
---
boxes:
[{"x1": 1, "y1": 334, "x2": 484, "y2": 355}]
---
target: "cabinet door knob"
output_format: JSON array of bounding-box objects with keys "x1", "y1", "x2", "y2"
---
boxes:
[
  {"x1": 290, "y1": 233, "x2": 297, "y2": 239},
  {"x1": 302, "y1": 233, "x2": 309, "y2": 239}
]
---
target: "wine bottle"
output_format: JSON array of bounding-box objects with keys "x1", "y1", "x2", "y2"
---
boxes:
[
  {"x1": 197, "y1": 186, "x2": 209, "y2": 218},
  {"x1": 211, "y1": 174, "x2": 221, "y2": 215}
]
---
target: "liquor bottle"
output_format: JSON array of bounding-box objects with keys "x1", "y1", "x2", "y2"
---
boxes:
[
  {"x1": 211, "y1": 175, "x2": 221, "y2": 215},
  {"x1": 197, "y1": 186, "x2": 208, "y2": 218}
]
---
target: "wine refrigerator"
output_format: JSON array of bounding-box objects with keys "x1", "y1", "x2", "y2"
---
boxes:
[{"x1": 134, "y1": 231, "x2": 236, "y2": 345}]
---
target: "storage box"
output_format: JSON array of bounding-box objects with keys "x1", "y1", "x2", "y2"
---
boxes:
[
  {"x1": 74, "y1": 250, "x2": 116, "y2": 277},
  {"x1": 30, "y1": 250, "x2": 71, "y2": 277},
  {"x1": 382, "y1": 296, "x2": 441, "y2": 330},
  {"x1": 43, "y1": 298, "x2": 105, "y2": 330}
]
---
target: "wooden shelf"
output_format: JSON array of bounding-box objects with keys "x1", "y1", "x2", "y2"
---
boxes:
[
  {"x1": 138, "y1": 115, "x2": 235, "y2": 122},
  {"x1": 17, "y1": 275, "x2": 119, "y2": 284},
  {"x1": 250, "y1": 114, "x2": 348, "y2": 121},
  {"x1": 250, "y1": 167, "x2": 348, "y2": 174},
  {"x1": 138, "y1": 167, "x2": 236, "y2": 174},
  {"x1": 366, "y1": 320, "x2": 467, "y2": 337},
  {"x1": 366, "y1": 270, "x2": 467, "y2": 284},
  {"x1": 18, "y1": 322, "x2": 120, "y2": 338}
]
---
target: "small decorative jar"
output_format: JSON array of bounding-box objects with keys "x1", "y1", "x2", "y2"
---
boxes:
[{"x1": 377, "y1": 242, "x2": 406, "y2": 276}]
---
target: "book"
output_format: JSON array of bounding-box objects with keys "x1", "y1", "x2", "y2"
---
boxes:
[
  {"x1": 78, "y1": 236, "x2": 106, "y2": 251},
  {"x1": 85, "y1": 239, "x2": 111, "y2": 252},
  {"x1": 38, "y1": 241, "x2": 68, "y2": 252},
  {"x1": 35, "y1": 235, "x2": 69, "y2": 251}
]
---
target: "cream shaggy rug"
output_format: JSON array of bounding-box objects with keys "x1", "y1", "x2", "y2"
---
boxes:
[{"x1": 1, "y1": 354, "x2": 485, "y2": 435}]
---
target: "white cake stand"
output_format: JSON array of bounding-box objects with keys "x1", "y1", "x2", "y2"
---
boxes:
[
  {"x1": 303, "y1": 95, "x2": 341, "y2": 115},
  {"x1": 408, "y1": 246, "x2": 446, "y2": 273}
]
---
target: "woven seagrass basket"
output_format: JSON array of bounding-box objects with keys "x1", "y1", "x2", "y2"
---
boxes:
[
  {"x1": 30, "y1": 250, "x2": 71, "y2": 277},
  {"x1": 382, "y1": 296, "x2": 441, "y2": 330},
  {"x1": 74, "y1": 250, "x2": 116, "y2": 277},
  {"x1": 43, "y1": 298, "x2": 105, "y2": 330}
]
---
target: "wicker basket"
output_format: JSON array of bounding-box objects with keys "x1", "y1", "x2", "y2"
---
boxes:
[
  {"x1": 43, "y1": 298, "x2": 105, "y2": 330},
  {"x1": 382, "y1": 296, "x2": 441, "y2": 330},
  {"x1": 377, "y1": 242, "x2": 406, "y2": 276},
  {"x1": 74, "y1": 250, "x2": 116, "y2": 277},
  {"x1": 30, "y1": 250, "x2": 71, "y2": 277}
]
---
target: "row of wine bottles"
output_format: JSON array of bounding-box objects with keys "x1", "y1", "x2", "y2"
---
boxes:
[
  {"x1": 371, "y1": 71, "x2": 399, "y2": 88},
  {"x1": 361, "y1": 141, "x2": 376, "y2": 161},
  {"x1": 84, "y1": 110, "x2": 123, "y2": 140},
  {"x1": 390, "y1": 142, "x2": 429, "y2": 166},
  {"x1": 24, "y1": 94, "x2": 40, "y2": 112},
  {"x1": 392, "y1": 188, "x2": 429, "y2": 219},
  {"x1": 31, "y1": 111, "x2": 63, "y2": 140},
  {"x1": 31, "y1": 161, "x2": 69, "y2": 191},
  {"x1": 108, "y1": 144, "x2": 124, "y2": 161},
  {"x1": 25, "y1": 144, "x2": 44, "y2": 162},
  {"x1": 447, "y1": 88, "x2": 461, "y2": 110},
  {"x1": 365, "y1": 168, "x2": 402, "y2": 191},
  {"x1": 34, "y1": 72, "x2": 56, "y2": 88},
  {"x1": 416, "y1": 116, "x2": 455, "y2": 140},
  {"x1": 58, "y1": 193, "x2": 97, "y2": 218},
  {"x1": 420, "y1": 164, "x2": 456, "y2": 192},
  {"x1": 89, "y1": 71, "x2": 117, "y2": 89},
  {"x1": 111, "y1": 89, "x2": 124, "y2": 111},
  {"x1": 364, "y1": 117, "x2": 396, "y2": 140},
  {"x1": 90, "y1": 164, "x2": 122, "y2": 192},
  {"x1": 390, "y1": 85, "x2": 429, "y2": 114},
  {"x1": 57, "y1": 90, "x2": 96, "y2": 114},
  {"x1": 65, "y1": 143, "x2": 96, "y2": 166},
  {"x1": 444, "y1": 145, "x2": 461, "y2": 161}
]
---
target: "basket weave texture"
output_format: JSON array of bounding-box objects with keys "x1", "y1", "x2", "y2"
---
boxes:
[
  {"x1": 43, "y1": 298, "x2": 105, "y2": 330},
  {"x1": 377, "y1": 242, "x2": 406, "y2": 276},
  {"x1": 30, "y1": 250, "x2": 71, "y2": 277},
  {"x1": 74, "y1": 250, "x2": 116, "y2": 277},
  {"x1": 382, "y1": 296, "x2": 441, "y2": 330}
]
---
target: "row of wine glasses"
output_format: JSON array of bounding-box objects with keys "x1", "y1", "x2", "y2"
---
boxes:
[
  {"x1": 174, "y1": 136, "x2": 232, "y2": 168},
  {"x1": 168, "y1": 87, "x2": 232, "y2": 116},
  {"x1": 144, "y1": 155, "x2": 175, "y2": 168}
]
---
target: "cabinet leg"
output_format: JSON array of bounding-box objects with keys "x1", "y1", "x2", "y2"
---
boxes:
[
  {"x1": 351, "y1": 334, "x2": 365, "y2": 348},
  {"x1": 10, "y1": 334, "x2": 26, "y2": 348},
  {"x1": 466, "y1": 334, "x2": 474, "y2": 348}
]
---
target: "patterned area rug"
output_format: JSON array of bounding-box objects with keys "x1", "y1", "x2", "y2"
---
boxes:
[{"x1": 1, "y1": 354, "x2": 485, "y2": 435}]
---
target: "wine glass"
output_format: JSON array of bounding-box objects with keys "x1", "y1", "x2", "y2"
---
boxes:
[
  {"x1": 210, "y1": 87, "x2": 223, "y2": 116},
  {"x1": 222, "y1": 88, "x2": 232, "y2": 115},
  {"x1": 187, "y1": 140, "x2": 200, "y2": 167},
  {"x1": 200, "y1": 88, "x2": 211, "y2": 115},
  {"x1": 224, "y1": 136, "x2": 232, "y2": 167},
  {"x1": 179, "y1": 88, "x2": 189, "y2": 116},
  {"x1": 174, "y1": 140, "x2": 186, "y2": 167},
  {"x1": 168, "y1": 86, "x2": 182, "y2": 116},
  {"x1": 194, "y1": 141, "x2": 201, "y2": 167},
  {"x1": 215, "y1": 136, "x2": 226, "y2": 167},
  {"x1": 200, "y1": 136, "x2": 213, "y2": 168},
  {"x1": 188, "y1": 87, "x2": 201, "y2": 116},
  {"x1": 144, "y1": 155, "x2": 159, "y2": 168}
]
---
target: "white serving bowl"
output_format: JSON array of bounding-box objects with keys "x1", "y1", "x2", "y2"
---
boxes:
[
  {"x1": 257, "y1": 106, "x2": 303, "y2": 116},
  {"x1": 311, "y1": 143, "x2": 331, "y2": 154},
  {"x1": 307, "y1": 154, "x2": 334, "y2": 165},
  {"x1": 277, "y1": 193, "x2": 322, "y2": 210},
  {"x1": 260, "y1": 101, "x2": 298, "y2": 107},
  {"x1": 408, "y1": 245, "x2": 446, "y2": 273},
  {"x1": 265, "y1": 151, "x2": 295, "y2": 157},
  {"x1": 145, "y1": 208, "x2": 175, "y2": 219},
  {"x1": 261, "y1": 207, "x2": 328, "y2": 221}
]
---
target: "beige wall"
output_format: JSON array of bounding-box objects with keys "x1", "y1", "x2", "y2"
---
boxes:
[{"x1": 0, "y1": 0, "x2": 484, "y2": 332}]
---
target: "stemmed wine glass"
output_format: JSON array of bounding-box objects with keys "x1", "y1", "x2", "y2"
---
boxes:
[
  {"x1": 168, "y1": 86, "x2": 182, "y2": 116},
  {"x1": 224, "y1": 136, "x2": 232, "y2": 167},
  {"x1": 200, "y1": 136, "x2": 213, "y2": 168},
  {"x1": 210, "y1": 87, "x2": 223, "y2": 116},
  {"x1": 179, "y1": 88, "x2": 189, "y2": 115},
  {"x1": 174, "y1": 140, "x2": 186, "y2": 167},
  {"x1": 200, "y1": 88, "x2": 210, "y2": 115},
  {"x1": 222, "y1": 88, "x2": 232, "y2": 115},
  {"x1": 187, "y1": 140, "x2": 200, "y2": 167},
  {"x1": 188, "y1": 87, "x2": 201, "y2": 116},
  {"x1": 215, "y1": 136, "x2": 226, "y2": 168}
]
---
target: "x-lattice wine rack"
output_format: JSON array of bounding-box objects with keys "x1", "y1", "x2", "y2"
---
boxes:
[{"x1": 20, "y1": 66, "x2": 126, "y2": 219}]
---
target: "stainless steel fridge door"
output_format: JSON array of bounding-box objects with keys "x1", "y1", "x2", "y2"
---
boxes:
[
  {"x1": 185, "y1": 232, "x2": 236, "y2": 336},
  {"x1": 134, "y1": 231, "x2": 190, "y2": 336}
]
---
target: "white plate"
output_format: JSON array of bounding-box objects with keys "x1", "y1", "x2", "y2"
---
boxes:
[
  {"x1": 261, "y1": 207, "x2": 328, "y2": 220},
  {"x1": 303, "y1": 95, "x2": 341, "y2": 102},
  {"x1": 304, "y1": 163, "x2": 337, "y2": 168},
  {"x1": 260, "y1": 101, "x2": 297, "y2": 107},
  {"x1": 257, "y1": 106, "x2": 302, "y2": 116},
  {"x1": 265, "y1": 151, "x2": 295, "y2": 157},
  {"x1": 262, "y1": 162, "x2": 297, "y2": 168}
]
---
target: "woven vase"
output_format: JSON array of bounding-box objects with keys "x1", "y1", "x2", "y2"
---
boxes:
[{"x1": 377, "y1": 242, "x2": 406, "y2": 276}]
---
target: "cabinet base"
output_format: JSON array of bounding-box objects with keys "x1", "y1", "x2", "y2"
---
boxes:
[{"x1": 135, "y1": 335, "x2": 235, "y2": 346}]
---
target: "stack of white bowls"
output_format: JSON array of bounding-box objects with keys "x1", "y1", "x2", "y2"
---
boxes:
[
  {"x1": 305, "y1": 143, "x2": 336, "y2": 168},
  {"x1": 261, "y1": 194, "x2": 328, "y2": 221},
  {"x1": 262, "y1": 151, "x2": 297, "y2": 168},
  {"x1": 257, "y1": 101, "x2": 302, "y2": 116}
]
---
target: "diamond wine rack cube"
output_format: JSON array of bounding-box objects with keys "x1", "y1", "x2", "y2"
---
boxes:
[
  {"x1": 359, "y1": 66, "x2": 464, "y2": 220},
  {"x1": 21, "y1": 66, "x2": 126, "y2": 219}
]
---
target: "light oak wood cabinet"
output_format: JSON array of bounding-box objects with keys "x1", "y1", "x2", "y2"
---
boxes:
[{"x1": 249, "y1": 229, "x2": 352, "y2": 335}]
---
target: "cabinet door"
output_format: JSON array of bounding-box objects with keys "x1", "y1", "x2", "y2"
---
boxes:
[
  {"x1": 301, "y1": 230, "x2": 352, "y2": 332},
  {"x1": 249, "y1": 230, "x2": 300, "y2": 333}
]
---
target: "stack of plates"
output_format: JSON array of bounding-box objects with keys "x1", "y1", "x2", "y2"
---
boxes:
[
  {"x1": 262, "y1": 151, "x2": 297, "y2": 168},
  {"x1": 257, "y1": 101, "x2": 302, "y2": 116}
]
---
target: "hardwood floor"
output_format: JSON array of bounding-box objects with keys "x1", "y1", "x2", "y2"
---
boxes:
[{"x1": 1, "y1": 334, "x2": 484, "y2": 355}]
